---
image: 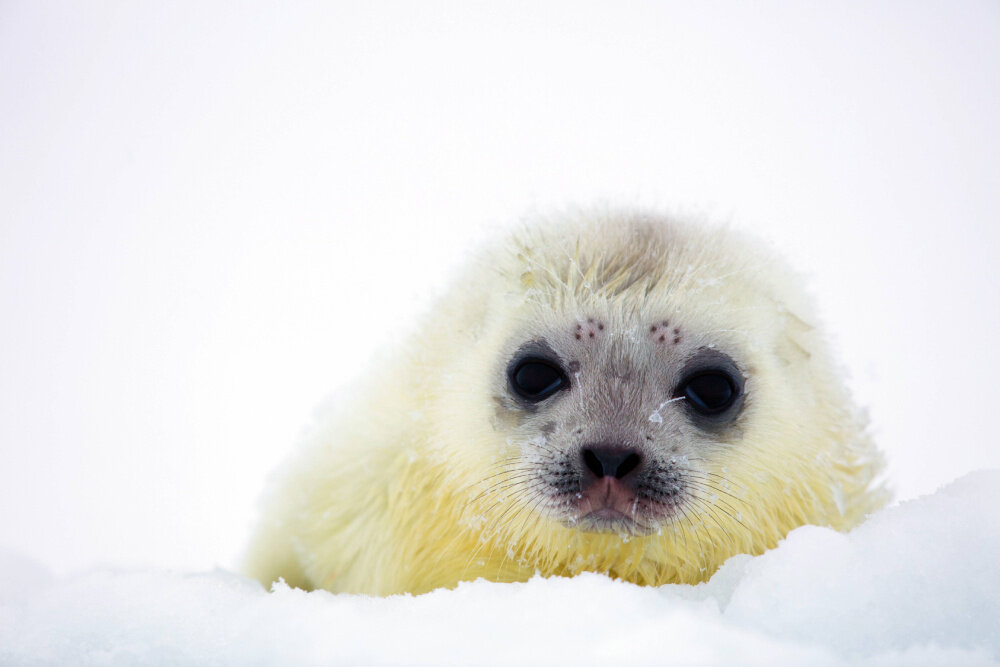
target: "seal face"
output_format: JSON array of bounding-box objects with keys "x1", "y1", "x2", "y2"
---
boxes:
[
  {"x1": 492, "y1": 311, "x2": 752, "y2": 538},
  {"x1": 244, "y1": 210, "x2": 889, "y2": 596},
  {"x1": 499, "y1": 333, "x2": 748, "y2": 536}
]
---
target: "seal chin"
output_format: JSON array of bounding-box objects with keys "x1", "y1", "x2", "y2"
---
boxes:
[{"x1": 570, "y1": 509, "x2": 656, "y2": 536}]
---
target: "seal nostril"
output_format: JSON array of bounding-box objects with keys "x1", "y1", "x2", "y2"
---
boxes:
[
  {"x1": 583, "y1": 449, "x2": 605, "y2": 478},
  {"x1": 615, "y1": 453, "x2": 641, "y2": 479},
  {"x1": 582, "y1": 447, "x2": 642, "y2": 479}
]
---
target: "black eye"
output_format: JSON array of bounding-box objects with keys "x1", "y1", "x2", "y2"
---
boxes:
[
  {"x1": 510, "y1": 358, "x2": 568, "y2": 402},
  {"x1": 679, "y1": 371, "x2": 737, "y2": 415}
]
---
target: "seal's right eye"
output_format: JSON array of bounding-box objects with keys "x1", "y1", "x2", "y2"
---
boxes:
[{"x1": 510, "y1": 358, "x2": 568, "y2": 402}]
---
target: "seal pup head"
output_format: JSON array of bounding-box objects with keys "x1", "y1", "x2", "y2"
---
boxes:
[
  {"x1": 431, "y1": 210, "x2": 887, "y2": 582},
  {"x1": 242, "y1": 208, "x2": 890, "y2": 594}
]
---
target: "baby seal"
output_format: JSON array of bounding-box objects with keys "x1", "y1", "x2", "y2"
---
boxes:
[{"x1": 244, "y1": 209, "x2": 888, "y2": 596}]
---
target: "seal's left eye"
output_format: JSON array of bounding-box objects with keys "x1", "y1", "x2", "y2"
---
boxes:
[
  {"x1": 510, "y1": 359, "x2": 568, "y2": 402},
  {"x1": 679, "y1": 371, "x2": 737, "y2": 415}
]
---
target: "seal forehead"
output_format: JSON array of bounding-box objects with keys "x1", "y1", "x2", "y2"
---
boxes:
[
  {"x1": 574, "y1": 318, "x2": 605, "y2": 340},
  {"x1": 650, "y1": 320, "x2": 683, "y2": 345},
  {"x1": 510, "y1": 217, "x2": 674, "y2": 302}
]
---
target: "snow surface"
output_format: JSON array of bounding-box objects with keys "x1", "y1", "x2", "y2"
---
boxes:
[{"x1": 2, "y1": 471, "x2": 997, "y2": 666}]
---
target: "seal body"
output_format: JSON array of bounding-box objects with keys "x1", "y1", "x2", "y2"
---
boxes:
[{"x1": 244, "y1": 210, "x2": 888, "y2": 596}]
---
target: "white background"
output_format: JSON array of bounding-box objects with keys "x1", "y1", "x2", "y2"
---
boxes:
[{"x1": 1, "y1": 1, "x2": 997, "y2": 576}]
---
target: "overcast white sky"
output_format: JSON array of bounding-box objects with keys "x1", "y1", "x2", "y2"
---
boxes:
[{"x1": 1, "y1": 1, "x2": 998, "y2": 576}]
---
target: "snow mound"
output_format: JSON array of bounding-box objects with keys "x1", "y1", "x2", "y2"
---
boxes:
[{"x1": 2, "y1": 471, "x2": 998, "y2": 666}]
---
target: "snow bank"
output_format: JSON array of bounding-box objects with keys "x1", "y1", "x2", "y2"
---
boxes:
[{"x1": 2, "y1": 471, "x2": 998, "y2": 666}]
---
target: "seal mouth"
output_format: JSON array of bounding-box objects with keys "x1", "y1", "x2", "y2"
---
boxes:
[{"x1": 532, "y1": 450, "x2": 687, "y2": 537}]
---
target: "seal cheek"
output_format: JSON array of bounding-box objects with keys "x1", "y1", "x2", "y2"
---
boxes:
[{"x1": 491, "y1": 395, "x2": 524, "y2": 431}]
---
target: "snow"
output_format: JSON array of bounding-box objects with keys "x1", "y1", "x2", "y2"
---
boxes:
[{"x1": 2, "y1": 471, "x2": 997, "y2": 666}]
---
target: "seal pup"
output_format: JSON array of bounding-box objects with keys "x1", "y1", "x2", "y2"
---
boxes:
[{"x1": 244, "y1": 209, "x2": 888, "y2": 595}]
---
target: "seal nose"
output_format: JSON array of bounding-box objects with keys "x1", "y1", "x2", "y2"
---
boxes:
[{"x1": 582, "y1": 446, "x2": 642, "y2": 480}]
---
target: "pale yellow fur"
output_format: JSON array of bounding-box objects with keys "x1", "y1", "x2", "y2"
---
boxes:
[{"x1": 244, "y1": 209, "x2": 888, "y2": 596}]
